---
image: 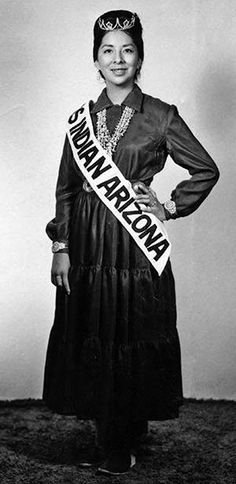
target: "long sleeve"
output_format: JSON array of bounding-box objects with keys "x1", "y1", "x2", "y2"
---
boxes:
[
  {"x1": 46, "y1": 135, "x2": 83, "y2": 243},
  {"x1": 165, "y1": 105, "x2": 220, "y2": 218}
]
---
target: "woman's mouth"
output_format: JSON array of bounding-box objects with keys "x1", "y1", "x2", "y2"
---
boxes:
[{"x1": 111, "y1": 68, "x2": 127, "y2": 75}]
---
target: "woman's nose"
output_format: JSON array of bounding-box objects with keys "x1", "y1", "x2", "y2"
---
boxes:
[{"x1": 113, "y1": 50, "x2": 124, "y2": 63}]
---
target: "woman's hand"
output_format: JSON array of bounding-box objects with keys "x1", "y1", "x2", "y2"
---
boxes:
[
  {"x1": 133, "y1": 181, "x2": 166, "y2": 221},
  {"x1": 51, "y1": 253, "x2": 71, "y2": 295}
]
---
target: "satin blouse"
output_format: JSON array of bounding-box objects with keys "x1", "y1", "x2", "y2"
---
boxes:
[{"x1": 46, "y1": 84, "x2": 219, "y2": 244}]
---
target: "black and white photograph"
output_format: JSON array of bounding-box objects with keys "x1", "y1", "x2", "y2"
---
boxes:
[{"x1": 0, "y1": 1, "x2": 235, "y2": 482}]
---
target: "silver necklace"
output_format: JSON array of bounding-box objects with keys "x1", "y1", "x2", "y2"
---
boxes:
[{"x1": 96, "y1": 106, "x2": 135, "y2": 156}]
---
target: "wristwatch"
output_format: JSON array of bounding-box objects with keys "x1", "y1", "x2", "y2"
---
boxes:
[
  {"x1": 52, "y1": 241, "x2": 68, "y2": 253},
  {"x1": 163, "y1": 200, "x2": 177, "y2": 216}
]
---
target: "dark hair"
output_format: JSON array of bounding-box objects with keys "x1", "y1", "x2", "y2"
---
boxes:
[{"x1": 93, "y1": 10, "x2": 144, "y2": 79}]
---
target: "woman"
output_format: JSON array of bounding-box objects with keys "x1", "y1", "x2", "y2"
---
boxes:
[{"x1": 43, "y1": 10, "x2": 219, "y2": 476}]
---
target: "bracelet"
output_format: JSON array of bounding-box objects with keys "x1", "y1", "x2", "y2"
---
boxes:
[
  {"x1": 164, "y1": 200, "x2": 177, "y2": 215},
  {"x1": 52, "y1": 241, "x2": 69, "y2": 253}
]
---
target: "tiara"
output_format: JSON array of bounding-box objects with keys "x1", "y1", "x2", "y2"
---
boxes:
[{"x1": 98, "y1": 14, "x2": 136, "y2": 31}]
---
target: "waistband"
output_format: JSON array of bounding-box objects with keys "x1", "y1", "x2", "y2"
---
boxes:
[{"x1": 82, "y1": 179, "x2": 152, "y2": 193}]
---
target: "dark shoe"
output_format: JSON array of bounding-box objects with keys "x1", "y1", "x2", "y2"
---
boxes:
[
  {"x1": 78, "y1": 446, "x2": 104, "y2": 468},
  {"x1": 97, "y1": 450, "x2": 136, "y2": 476}
]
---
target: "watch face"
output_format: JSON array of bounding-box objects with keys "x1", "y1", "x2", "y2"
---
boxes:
[
  {"x1": 164, "y1": 200, "x2": 176, "y2": 214},
  {"x1": 52, "y1": 242, "x2": 60, "y2": 252}
]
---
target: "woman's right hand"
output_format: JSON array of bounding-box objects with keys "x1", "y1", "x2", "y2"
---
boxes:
[{"x1": 51, "y1": 253, "x2": 71, "y2": 295}]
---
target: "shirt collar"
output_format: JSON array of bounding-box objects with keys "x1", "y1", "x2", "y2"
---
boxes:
[{"x1": 91, "y1": 83, "x2": 143, "y2": 114}]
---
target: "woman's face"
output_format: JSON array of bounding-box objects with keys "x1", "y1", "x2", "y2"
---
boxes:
[{"x1": 95, "y1": 30, "x2": 141, "y2": 88}]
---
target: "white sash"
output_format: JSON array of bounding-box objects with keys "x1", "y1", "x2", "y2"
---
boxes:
[{"x1": 67, "y1": 102, "x2": 171, "y2": 275}]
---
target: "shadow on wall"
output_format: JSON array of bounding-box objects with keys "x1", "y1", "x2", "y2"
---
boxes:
[{"x1": 196, "y1": 57, "x2": 236, "y2": 139}]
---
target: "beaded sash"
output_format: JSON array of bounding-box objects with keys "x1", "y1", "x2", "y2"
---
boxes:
[{"x1": 67, "y1": 102, "x2": 171, "y2": 275}]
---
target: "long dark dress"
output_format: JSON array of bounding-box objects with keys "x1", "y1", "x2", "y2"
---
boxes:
[{"x1": 43, "y1": 84, "x2": 219, "y2": 424}]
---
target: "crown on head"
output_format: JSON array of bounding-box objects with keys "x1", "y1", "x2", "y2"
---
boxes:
[{"x1": 98, "y1": 14, "x2": 136, "y2": 31}]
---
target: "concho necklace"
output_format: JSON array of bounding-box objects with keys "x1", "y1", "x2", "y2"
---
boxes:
[{"x1": 96, "y1": 106, "x2": 135, "y2": 156}]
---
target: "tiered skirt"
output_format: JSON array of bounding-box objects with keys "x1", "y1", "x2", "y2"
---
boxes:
[{"x1": 43, "y1": 189, "x2": 183, "y2": 420}]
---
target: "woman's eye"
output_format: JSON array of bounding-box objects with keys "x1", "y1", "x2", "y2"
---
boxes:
[
  {"x1": 124, "y1": 48, "x2": 134, "y2": 54},
  {"x1": 103, "y1": 49, "x2": 112, "y2": 54}
]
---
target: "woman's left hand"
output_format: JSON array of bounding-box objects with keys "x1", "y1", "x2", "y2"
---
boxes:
[{"x1": 133, "y1": 181, "x2": 166, "y2": 221}]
